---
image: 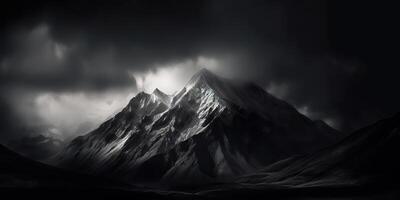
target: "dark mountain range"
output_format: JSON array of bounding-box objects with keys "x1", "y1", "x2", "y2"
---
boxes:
[
  {"x1": 0, "y1": 143, "x2": 120, "y2": 189},
  {"x1": 59, "y1": 69, "x2": 340, "y2": 187},
  {"x1": 1, "y1": 69, "x2": 398, "y2": 199},
  {"x1": 234, "y1": 113, "x2": 400, "y2": 188},
  {"x1": 1, "y1": 111, "x2": 399, "y2": 199},
  {"x1": 0, "y1": 144, "x2": 202, "y2": 199},
  {"x1": 6, "y1": 134, "x2": 64, "y2": 162}
]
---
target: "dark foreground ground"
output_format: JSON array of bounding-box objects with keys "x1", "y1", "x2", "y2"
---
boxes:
[
  {"x1": 1, "y1": 142, "x2": 399, "y2": 200},
  {"x1": 1, "y1": 184, "x2": 399, "y2": 200}
]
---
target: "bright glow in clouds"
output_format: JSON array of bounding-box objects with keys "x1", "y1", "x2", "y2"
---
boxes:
[
  {"x1": 31, "y1": 57, "x2": 219, "y2": 139},
  {"x1": 34, "y1": 90, "x2": 135, "y2": 138},
  {"x1": 132, "y1": 56, "x2": 220, "y2": 94},
  {"x1": 10, "y1": 89, "x2": 135, "y2": 140},
  {"x1": 7, "y1": 55, "x2": 221, "y2": 140}
]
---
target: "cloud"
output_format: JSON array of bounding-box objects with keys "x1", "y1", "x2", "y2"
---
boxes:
[
  {"x1": 5, "y1": 88, "x2": 136, "y2": 140},
  {"x1": 0, "y1": 23, "x2": 135, "y2": 92},
  {"x1": 0, "y1": 0, "x2": 399, "y2": 143},
  {"x1": 131, "y1": 56, "x2": 219, "y2": 94},
  {"x1": 3, "y1": 24, "x2": 67, "y2": 75}
]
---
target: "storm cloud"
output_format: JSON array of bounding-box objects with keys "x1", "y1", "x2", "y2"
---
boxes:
[{"x1": 0, "y1": 0, "x2": 399, "y2": 142}]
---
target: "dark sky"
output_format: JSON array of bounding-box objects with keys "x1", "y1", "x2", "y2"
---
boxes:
[{"x1": 0, "y1": 0, "x2": 399, "y2": 142}]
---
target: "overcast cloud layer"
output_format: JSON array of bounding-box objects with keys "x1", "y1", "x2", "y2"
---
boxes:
[{"x1": 0, "y1": 0, "x2": 399, "y2": 142}]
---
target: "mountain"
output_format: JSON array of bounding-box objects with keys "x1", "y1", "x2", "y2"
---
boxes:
[
  {"x1": 235, "y1": 112, "x2": 400, "y2": 188},
  {"x1": 0, "y1": 143, "x2": 123, "y2": 189},
  {"x1": 6, "y1": 134, "x2": 64, "y2": 162},
  {"x1": 0, "y1": 144, "x2": 200, "y2": 199},
  {"x1": 59, "y1": 69, "x2": 340, "y2": 187}
]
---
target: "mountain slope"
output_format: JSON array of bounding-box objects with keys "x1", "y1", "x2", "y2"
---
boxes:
[
  {"x1": 235, "y1": 113, "x2": 400, "y2": 188},
  {"x1": 59, "y1": 69, "x2": 339, "y2": 187},
  {"x1": 6, "y1": 134, "x2": 64, "y2": 162},
  {"x1": 0, "y1": 144, "x2": 124, "y2": 189},
  {"x1": 0, "y1": 144, "x2": 204, "y2": 200}
]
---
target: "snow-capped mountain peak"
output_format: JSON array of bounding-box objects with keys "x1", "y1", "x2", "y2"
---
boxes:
[
  {"x1": 59, "y1": 68, "x2": 341, "y2": 187},
  {"x1": 152, "y1": 88, "x2": 172, "y2": 106},
  {"x1": 184, "y1": 68, "x2": 226, "y2": 90}
]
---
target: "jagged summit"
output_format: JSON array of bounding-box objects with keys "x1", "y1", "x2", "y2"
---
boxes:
[
  {"x1": 185, "y1": 68, "x2": 228, "y2": 89},
  {"x1": 152, "y1": 88, "x2": 164, "y2": 95},
  {"x1": 180, "y1": 69, "x2": 292, "y2": 115},
  {"x1": 152, "y1": 88, "x2": 172, "y2": 105},
  {"x1": 190, "y1": 68, "x2": 218, "y2": 80},
  {"x1": 195, "y1": 67, "x2": 213, "y2": 75}
]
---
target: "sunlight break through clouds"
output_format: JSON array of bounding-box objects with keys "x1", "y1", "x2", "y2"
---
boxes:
[
  {"x1": 131, "y1": 56, "x2": 219, "y2": 94},
  {"x1": 12, "y1": 90, "x2": 136, "y2": 140}
]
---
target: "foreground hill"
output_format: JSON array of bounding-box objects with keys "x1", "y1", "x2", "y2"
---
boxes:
[
  {"x1": 6, "y1": 134, "x2": 64, "y2": 162},
  {"x1": 235, "y1": 113, "x2": 400, "y2": 187},
  {"x1": 0, "y1": 144, "x2": 200, "y2": 199},
  {"x1": 0, "y1": 144, "x2": 121, "y2": 189}
]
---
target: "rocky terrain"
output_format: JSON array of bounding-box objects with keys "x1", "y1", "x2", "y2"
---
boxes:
[{"x1": 59, "y1": 69, "x2": 339, "y2": 187}]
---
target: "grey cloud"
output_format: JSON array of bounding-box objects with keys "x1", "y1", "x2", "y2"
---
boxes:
[
  {"x1": 0, "y1": 0, "x2": 399, "y2": 143},
  {"x1": 0, "y1": 24, "x2": 136, "y2": 92}
]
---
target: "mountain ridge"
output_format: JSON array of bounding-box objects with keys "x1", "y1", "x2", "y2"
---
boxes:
[
  {"x1": 59, "y1": 69, "x2": 340, "y2": 187},
  {"x1": 234, "y1": 112, "x2": 400, "y2": 188}
]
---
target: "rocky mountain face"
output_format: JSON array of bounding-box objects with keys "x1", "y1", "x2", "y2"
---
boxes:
[
  {"x1": 235, "y1": 113, "x2": 400, "y2": 188},
  {"x1": 59, "y1": 69, "x2": 339, "y2": 187}
]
